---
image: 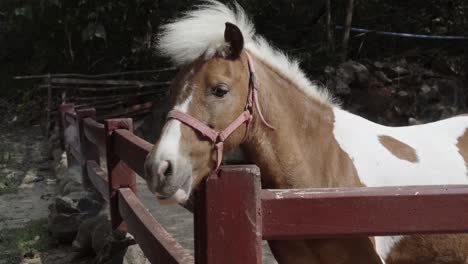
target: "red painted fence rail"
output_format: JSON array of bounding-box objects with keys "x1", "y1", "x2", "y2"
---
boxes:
[
  {"x1": 58, "y1": 103, "x2": 468, "y2": 264},
  {"x1": 60, "y1": 104, "x2": 194, "y2": 264}
]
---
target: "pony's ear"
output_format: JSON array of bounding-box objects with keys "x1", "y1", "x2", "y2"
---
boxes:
[{"x1": 224, "y1": 22, "x2": 244, "y2": 59}]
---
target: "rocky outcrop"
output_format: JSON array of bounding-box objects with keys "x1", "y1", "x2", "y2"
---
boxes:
[
  {"x1": 324, "y1": 58, "x2": 467, "y2": 126},
  {"x1": 48, "y1": 174, "x2": 105, "y2": 242},
  {"x1": 47, "y1": 128, "x2": 149, "y2": 263}
]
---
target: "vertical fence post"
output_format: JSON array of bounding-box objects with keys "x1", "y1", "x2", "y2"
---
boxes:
[
  {"x1": 194, "y1": 165, "x2": 262, "y2": 264},
  {"x1": 45, "y1": 74, "x2": 52, "y2": 137},
  {"x1": 58, "y1": 104, "x2": 75, "y2": 167},
  {"x1": 104, "y1": 118, "x2": 136, "y2": 231},
  {"x1": 58, "y1": 104, "x2": 75, "y2": 150},
  {"x1": 76, "y1": 108, "x2": 99, "y2": 190}
]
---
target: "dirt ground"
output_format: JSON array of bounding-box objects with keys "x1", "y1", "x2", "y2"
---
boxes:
[
  {"x1": 0, "y1": 122, "x2": 276, "y2": 264},
  {"x1": 0, "y1": 123, "x2": 53, "y2": 229},
  {"x1": 0, "y1": 123, "x2": 90, "y2": 264}
]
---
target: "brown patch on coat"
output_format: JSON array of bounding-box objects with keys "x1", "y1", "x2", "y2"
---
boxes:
[
  {"x1": 386, "y1": 234, "x2": 468, "y2": 264},
  {"x1": 457, "y1": 128, "x2": 468, "y2": 174},
  {"x1": 269, "y1": 237, "x2": 383, "y2": 264},
  {"x1": 379, "y1": 135, "x2": 419, "y2": 163}
]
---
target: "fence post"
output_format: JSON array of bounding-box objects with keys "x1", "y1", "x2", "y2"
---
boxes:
[
  {"x1": 58, "y1": 103, "x2": 76, "y2": 167},
  {"x1": 45, "y1": 74, "x2": 52, "y2": 137},
  {"x1": 76, "y1": 108, "x2": 100, "y2": 190},
  {"x1": 194, "y1": 165, "x2": 262, "y2": 264},
  {"x1": 58, "y1": 104, "x2": 75, "y2": 150},
  {"x1": 104, "y1": 118, "x2": 136, "y2": 231}
]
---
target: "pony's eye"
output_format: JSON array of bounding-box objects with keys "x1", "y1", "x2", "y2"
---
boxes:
[{"x1": 211, "y1": 83, "x2": 229, "y2": 98}]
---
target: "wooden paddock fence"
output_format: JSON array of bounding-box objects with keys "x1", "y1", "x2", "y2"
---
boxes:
[
  {"x1": 15, "y1": 69, "x2": 175, "y2": 137},
  {"x1": 59, "y1": 103, "x2": 468, "y2": 263}
]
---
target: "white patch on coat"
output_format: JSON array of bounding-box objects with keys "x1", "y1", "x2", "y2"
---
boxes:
[
  {"x1": 153, "y1": 94, "x2": 193, "y2": 165},
  {"x1": 374, "y1": 236, "x2": 403, "y2": 263},
  {"x1": 332, "y1": 108, "x2": 468, "y2": 261}
]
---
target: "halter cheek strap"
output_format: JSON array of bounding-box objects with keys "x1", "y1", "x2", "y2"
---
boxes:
[{"x1": 166, "y1": 52, "x2": 274, "y2": 173}]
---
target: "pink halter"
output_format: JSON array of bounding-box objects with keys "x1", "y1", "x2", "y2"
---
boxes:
[{"x1": 166, "y1": 53, "x2": 274, "y2": 173}]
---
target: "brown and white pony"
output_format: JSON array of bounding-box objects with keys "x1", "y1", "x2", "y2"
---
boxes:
[{"x1": 144, "y1": 2, "x2": 468, "y2": 263}]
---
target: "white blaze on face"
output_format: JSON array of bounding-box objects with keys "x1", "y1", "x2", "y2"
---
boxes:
[{"x1": 154, "y1": 94, "x2": 192, "y2": 167}]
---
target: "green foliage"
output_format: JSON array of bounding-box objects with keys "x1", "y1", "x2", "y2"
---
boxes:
[
  {"x1": 345, "y1": 0, "x2": 468, "y2": 58},
  {"x1": 0, "y1": 218, "x2": 50, "y2": 263},
  {"x1": 0, "y1": 173, "x2": 20, "y2": 194},
  {"x1": 0, "y1": 0, "x2": 466, "y2": 101}
]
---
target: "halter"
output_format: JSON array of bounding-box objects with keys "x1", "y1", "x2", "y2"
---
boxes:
[{"x1": 166, "y1": 52, "x2": 275, "y2": 173}]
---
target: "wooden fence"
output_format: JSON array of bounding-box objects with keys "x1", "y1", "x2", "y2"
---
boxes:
[
  {"x1": 15, "y1": 69, "x2": 175, "y2": 137},
  {"x1": 59, "y1": 103, "x2": 468, "y2": 263}
]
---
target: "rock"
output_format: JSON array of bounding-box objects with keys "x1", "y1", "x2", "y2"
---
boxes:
[
  {"x1": 375, "y1": 71, "x2": 392, "y2": 83},
  {"x1": 336, "y1": 64, "x2": 355, "y2": 84},
  {"x1": 373, "y1": 61, "x2": 385, "y2": 69},
  {"x1": 78, "y1": 195, "x2": 104, "y2": 216},
  {"x1": 96, "y1": 232, "x2": 138, "y2": 264},
  {"x1": 335, "y1": 80, "x2": 351, "y2": 95},
  {"x1": 398, "y1": 91, "x2": 409, "y2": 97},
  {"x1": 73, "y1": 214, "x2": 110, "y2": 255},
  {"x1": 55, "y1": 196, "x2": 81, "y2": 214},
  {"x1": 19, "y1": 255, "x2": 42, "y2": 264},
  {"x1": 324, "y1": 66, "x2": 335, "y2": 74},
  {"x1": 92, "y1": 219, "x2": 113, "y2": 255},
  {"x1": 48, "y1": 189, "x2": 105, "y2": 242},
  {"x1": 339, "y1": 61, "x2": 370, "y2": 85},
  {"x1": 64, "y1": 190, "x2": 104, "y2": 216},
  {"x1": 48, "y1": 208, "x2": 81, "y2": 242},
  {"x1": 420, "y1": 84, "x2": 432, "y2": 94},
  {"x1": 391, "y1": 65, "x2": 409, "y2": 76},
  {"x1": 61, "y1": 179, "x2": 83, "y2": 196},
  {"x1": 122, "y1": 245, "x2": 151, "y2": 264},
  {"x1": 22, "y1": 172, "x2": 44, "y2": 184}
]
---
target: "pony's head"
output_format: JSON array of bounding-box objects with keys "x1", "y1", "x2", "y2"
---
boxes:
[
  {"x1": 144, "y1": 1, "x2": 332, "y2": 203},
  {"x1": 144, "y1": 2, "x2": 255, "y2": 203}
]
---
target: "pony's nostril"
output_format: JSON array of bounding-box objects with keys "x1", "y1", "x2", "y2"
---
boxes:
[
  {"x1": 158, "y1": 160, "x2": 173, "y2": 178},
  {"x1": 166, "y1": 161, "x2": 173, "y2": 176}
]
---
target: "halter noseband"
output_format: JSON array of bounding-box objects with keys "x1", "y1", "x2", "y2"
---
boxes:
[{"x1": 166, "y1": 53, "x2": 274, "y2": 173}]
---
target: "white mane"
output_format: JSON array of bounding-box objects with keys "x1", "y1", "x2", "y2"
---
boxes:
[{"x1": 157, "y1": 0, "x2": 333, "y2": 105}]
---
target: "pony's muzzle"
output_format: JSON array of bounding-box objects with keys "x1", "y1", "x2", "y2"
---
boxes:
[
  {"x1": 144, "y1": 157, "x2": 174, "y2": 192},
  {"x1": 157, "y1": 160, "x2": 173, "y2": 180},
  {"x1": 144, "y1": 154, "x2": 192, "y2": 204}
]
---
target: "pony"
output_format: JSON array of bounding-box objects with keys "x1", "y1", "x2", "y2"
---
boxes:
[{"x1": 144, "y1": 1, "x2": 468, "y2": 263}]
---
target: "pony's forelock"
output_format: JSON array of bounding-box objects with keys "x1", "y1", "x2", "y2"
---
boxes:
[{"x1": 157, "y1": 0, "x2": 333, "y2": 105}]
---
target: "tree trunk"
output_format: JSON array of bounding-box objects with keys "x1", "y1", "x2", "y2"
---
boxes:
[
  {"x1": 341, "y1": 0, "x2": 355, "y2": 61},
  {"x1": 326, "y1": 0, "x2": 334, "y2": 54}
]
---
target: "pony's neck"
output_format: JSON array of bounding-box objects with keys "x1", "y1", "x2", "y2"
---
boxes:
[{"x1": 243, "y1": 54, "x2": 361, "y2": 189}]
